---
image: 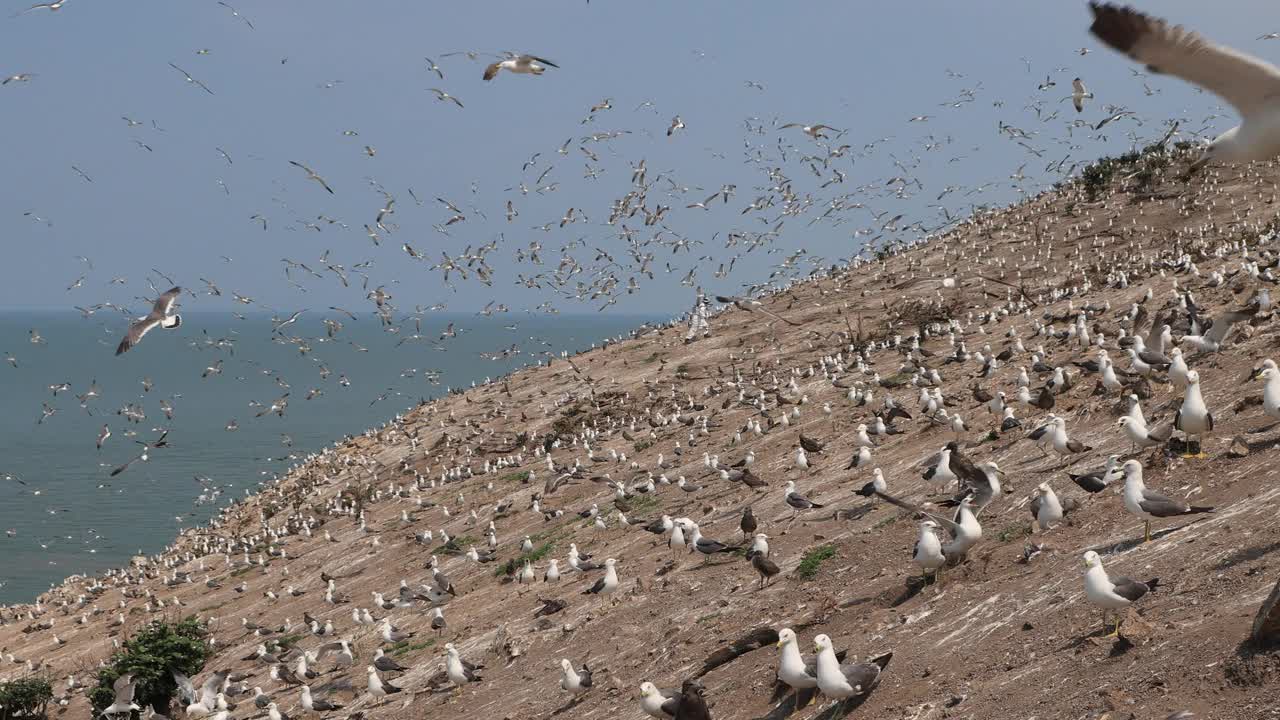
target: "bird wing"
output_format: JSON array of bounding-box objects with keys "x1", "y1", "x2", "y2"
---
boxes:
[
  {"x1": 873, "y1": 490, "x2": 962, "y2": 533},
  {"x1": 1138, "y1": 488, "x2": 1189, "y2": 517},
  {"x1": 482, "y1": 62, "x2": 502, "y2": 80},
  {"x1": 527, "y1": 55, "x2": 558, "y2": 68},
  {"x1": 1205, "y1": 309, "x2": 1256, "y2": 344},
  {"x1": 117, "y1": 316, "x2": 161, "y2": 355},
  {"x1": 153, "y1": 287, "x2": 182, "y2": 316},
  {"x1": 172, "y1": 670, "x2": 197, "y2": 705},
  {"x1": 199, "y1": 670, "x2": 227, "y2": 708},
  {"x1": 113, "y1": 673, "x2": 135, "y2": 705},
  {"x1": 1110, "y1": 575, "x2": 1152, "y2": 602},
  {"x1": 1089, "y1": 3, "x2": 1280, "y2": 118}
]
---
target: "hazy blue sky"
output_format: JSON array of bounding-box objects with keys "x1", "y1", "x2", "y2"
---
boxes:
[{"x1": 0, "y1": 0, "x2": 1271, "y2": 314}]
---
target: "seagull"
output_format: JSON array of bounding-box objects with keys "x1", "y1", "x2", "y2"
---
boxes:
[
  {"x1": 1031, "y1": 483, "x2": 1064, "y2": 530},
  {"x1": 168, "y1": 62, "x2": 214, "y2": 94},
  {"x1": 444, "y1": 643, "x2": 482, "y2": 690},
  {"x1": 365, "y1": 666, "x2": 401, "y2": 703},
  {"x1": 638, "y1": 682, "x2": 678, "y2": 719},
  {"x1": 912, "y1": 520, "x2": 946, "y2": 582},
  {"x1": 667, "y1": 116, "x2": 685, "y2": 137},
  {"x1": 483, "y1": 54, "x2": 559, "y2": 80},
  {"x1": 812, "y1": 634, "x2": 891, "y2": 702},
  {"x1": 1179, "y1": 309, "x2": 1255, "y2": 353},
  {"x1": 1082, "y1": 550, "x2": 1158, "y2": 636},
  {"x1": 1089, "y1": 2, "x2": 1280, "y2": 170},
  {"x1": 299, "y1": 685, "x2": 342, "y2": 713},
  {"x1": 216, "y1": 1, "x2": 253, "y2": 29},
  {"x1": 101, "y1": 673, "x2": 140, "y2": 718},
  {"x1": 427, "y1": 88, "x2": 464, "y2": 108},
  {"x1": 1173, "y1": 370, "x2": 1213, "y2": 457},
  {"x1": 1071, "y1": 77, "x2": 1093, "y2": 112},
  {"x1": 1121, "y1": 459, "x2": 1213, "y2": 542},
  {"x1": 581, "y1": 558, "x2": 618, "y2": 597},
  {"x1": 17, "y1": 0, "x2": 69, "y2": 15},
  {"x1": 783, "y1": 480, "x2": 824, "y2": 519},
  {"x1": 779, "y1": 123, "x2": 841, "y2": 139},
  {"x1": 288, "y1": 161, "x2": 334, "y2": 194},
  {"x1": 116, "y1": 287, "x2": 182, "y2": 355},
  {"x1": 559, "y1": 658, "x2": 593, "y2": 696}
]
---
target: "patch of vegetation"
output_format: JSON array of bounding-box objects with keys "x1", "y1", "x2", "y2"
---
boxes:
[
  {"x1": 493, "y1": 540, "x2": 558, "y2": 577},
  {"x1": 1078, "y1": 141, "x2": 1185, "y2": 201},
  {"x1": 0, "y1": 677, "x2": 53, "y2": 720},
  {"x1": 275, "y1": 633, "x2": 304, "y2": 650},
  {"x1": 696, "y1": 612, "x2": 721, "y2": 625},
  {"x1": 633, "y1": 439, "x2": 653, "y2": 452},
  {"x1": 433, "y1": 535, "x2": 477, "y2": 556},
  {"x1": 89, "y1": 617, "x2": 210, "y2": 717},
  {"x1": 501, "y1": 470, "x2": 529, "y2": 484},
  {"x1": 642, "y1": 352, "x2": 661, "y2": 363},
  {"x1": 391, "y1": 638, "x2": 435, "y2": 657},
  {"x1": 231, "y1": 564, "x2": 256, "y2": 577},
  {"x1": 795, "y1": 544, "x2": 837, "y2": 580},
  {"x1": 997, "y1": 524, "x2": 1032, "y2": 543},
  {"x1": 873, "y1": 515, "x2": 898, "y2": 531},
  {"x1": 622, "y1": 494, "x2": 658, "y2": 514}
]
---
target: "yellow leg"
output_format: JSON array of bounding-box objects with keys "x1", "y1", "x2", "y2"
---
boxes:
[{"x1": 1144, "y1": 520, "x2": 1151, "y2": 543}]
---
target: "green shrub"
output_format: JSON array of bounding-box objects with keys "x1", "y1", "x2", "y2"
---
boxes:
[
  {"x1": 89, "y1": 617, "x2": 210, "y2": 717},
  {"x1": 795, "y1": 545, "x2": 837, "y2": 580},
  {"x1": 0, "y1": 677, "x2": 53, "y2": 720}
]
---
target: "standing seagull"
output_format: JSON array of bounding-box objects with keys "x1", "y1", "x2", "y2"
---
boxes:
[
  {"x1": 1082, "y1": 550, "x2": 1158, "y2": 636},
  {"x1": 116, "y1": 287, "x2": 182, "y2": 355},
  {"x1": 1121, "y1": 459, "x2": 1213, "y2": 542},
  {"x1": 1089, "y1": 2, "x2": 1280, "y2": 170},
  {"x1": 783, "y1": 481, "x2": 824, "y2": 519},
  {"x1": 1173, "y1": 370, "x2": 1213, "y2": 457},
  {"x1": 483, "y1": 54, "x2": 559, "y2": 80},
  {"x1": 812, "y1": 634, "x2": 891, "y2": 704}
]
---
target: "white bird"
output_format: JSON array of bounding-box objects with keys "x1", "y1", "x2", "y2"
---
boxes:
[
  {"x1": 912, "y1": 520, "x2": 946, "y2": 582},
  {"x1": 811, "y1": 634, "x2": 889, "y2": 702},
  {"x1": 116, "y1": 287, "x2": 182, "y2": 355},
  {"x1": 445, "y1": 643, "x2": 482, "y2": 690},
  {"x1": 101, "y1": 674, "x2": 140, "y2": 718},
  {"x1": 638, "y1": 682, "x2": 678, "y2": 718},
  {"x1": 1121, "y1": 459, "x2": 1213, "y2": 542},
  {"x1": 1031, "y1": 483, "x2": 1064, "y2": 530},
  {"x1": 483, "y1": 54, "x2": 559, "y2": 81},
  {"x1": 1173, "y1": 370, "x2": 1213, "y2": 456},
  {"x1": 1071, "y1": 77, "x2": 1093, "y2": 112},
  {"x1": 1090, "y1": 3, "x2": 1280, "y2": 170},
  {"x1": 1082, "y1": 550, "x2": 1158, "y2": 636},
  {"x1": 1255, "y1": 362, "x2": 1280, "y2": 419}
]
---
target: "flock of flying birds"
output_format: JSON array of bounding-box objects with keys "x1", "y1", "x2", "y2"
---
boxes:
[{"x1": 6, "y1": 1, "x2": 1280, "y2": 719}]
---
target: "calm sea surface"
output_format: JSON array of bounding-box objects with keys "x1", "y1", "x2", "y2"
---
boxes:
[{"x1": 0, "y1": 310, "x2": 657, "y2": 604}]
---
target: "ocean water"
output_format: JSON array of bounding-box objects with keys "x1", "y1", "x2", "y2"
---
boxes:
[{"x1": 0, "y1": 310, "x2": 657, "y2": 604}]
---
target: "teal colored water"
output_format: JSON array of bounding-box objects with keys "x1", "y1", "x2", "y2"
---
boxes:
[{"x1": 0, "y1": 311, "x2": 656, "y2": 604}]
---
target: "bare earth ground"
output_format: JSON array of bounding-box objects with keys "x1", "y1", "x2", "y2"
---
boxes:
[{"x1": 4, "y1": 156, "x2": 1280, "y2": 720}]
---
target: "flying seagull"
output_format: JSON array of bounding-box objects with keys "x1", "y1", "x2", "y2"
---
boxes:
[
  {"x1": 483, "y1": 54, "x2": 559, "y2": 81},
  {"x1": 116, "y1": 287, "x2": 182, "y2": 355},
  {"x1": 288, "y1": 160, "x2": 334, "y2": 194},
  {"x1": 1071, "y1": 77, "x2": 1093, "y2": 112},
  {"x1": 1089, "y1": 2, "x2": 1280, "y2": 170}
]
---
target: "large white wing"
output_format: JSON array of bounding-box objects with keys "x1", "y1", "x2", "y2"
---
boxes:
[{"x1": 1090, "y1": 3, "x2": 1280, "y2": 119}]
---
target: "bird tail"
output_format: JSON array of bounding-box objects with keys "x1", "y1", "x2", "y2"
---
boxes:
[
  {"x1": 811, "y1": 502, "x2": 825, "y2": 509},
  {"x1": 1189, "y1": 505, "x2": 1214, "y2": 514},
  {"x1": 1144, "y1": 577, "x2": 1160, "y2": 592}
]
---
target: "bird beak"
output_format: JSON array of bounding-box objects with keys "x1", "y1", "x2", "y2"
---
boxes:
[{"x1": 776, "y1": 640, "x2": 784, "y2": 648}]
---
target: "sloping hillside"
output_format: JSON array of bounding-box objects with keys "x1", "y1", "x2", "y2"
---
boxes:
[{"x1": 5, "y1": 149, "x2": 1280, "y2": 720}]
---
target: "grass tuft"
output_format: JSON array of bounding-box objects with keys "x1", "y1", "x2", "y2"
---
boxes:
[{"x1": 795, "y1": 544, "x2": 837, "y2": 580}]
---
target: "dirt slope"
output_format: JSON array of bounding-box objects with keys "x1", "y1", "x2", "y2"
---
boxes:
[{"x1": 4, "y1": 153, "x2": 1280, "y2": 720}]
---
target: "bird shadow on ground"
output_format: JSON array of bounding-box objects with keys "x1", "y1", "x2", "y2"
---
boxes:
[
  {"x1": 549, "y1": 696, "x2": 585, "y2": 716},
  {"x1": 1086, "y1": 525, "x2": 1187, "y2": 556},
  {"x1": 812, "y1": 694, "x2": 873, "y2": 720},
  {"x1": 888, "y1": 576, "x2": 930, "y2": 608},
  {"x1": 1214, "y1": 540, "x2": 1280, "y2": 570},
  {"x1": 753, "y1": 692, "x2": 873, "y2": 720}
]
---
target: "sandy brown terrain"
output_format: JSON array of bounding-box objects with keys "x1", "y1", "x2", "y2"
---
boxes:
[{"x1": 4, "y1": 151, "x2": 1280, "y2": 720}]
